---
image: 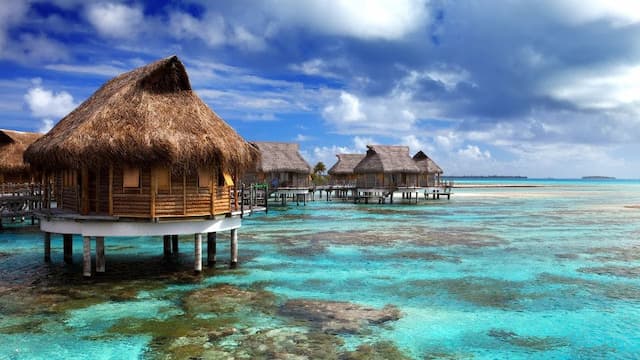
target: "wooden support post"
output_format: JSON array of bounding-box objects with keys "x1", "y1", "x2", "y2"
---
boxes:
[
  {"x1": 150, "y1": 168, "x2": 157, "y2": 219},
  {"x1": 240, "y1": 184, "x2": 245, "y2": 218},
  {"x1": 171, "y1": 234, "x2": 179, "y2": 254},
  {"x1": 63, "y1": 233, "x2": 73, "y2": 264},
  {"x1": 194, "y1": 233, "x2": 202, "y2": 273},
  {"x1": 163, "y1": 235, "x2": 171, "y2": 257},
  {"x1": 230, "y1": 228, "x2": 238, "y2": 268},
  {"x1": 96, "y1": 236, "x2": 105, "y2": 273},
  {"x1": 81, "y1": 167, "x2": 89, "y2": 215},
  {"x1": 108, "y1": 165, "x2": 113, "y2": 215},
  {"x1": 207, "y1": 232, "x2": 216, "y2": 267},
  {"x1": 44, "y1": 232, "x2": 51, "y2": 262},
  {"x1": 183, "y1": 173, "x2": 187, "y2": 215},
  {"x1": 83, "y1": 236, "x2": 91, "y2": 277}
]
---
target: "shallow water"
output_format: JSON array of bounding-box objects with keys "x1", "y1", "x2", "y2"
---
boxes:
[{"x1": 1, "y1": 179, "x2": 640, "y2": 359}]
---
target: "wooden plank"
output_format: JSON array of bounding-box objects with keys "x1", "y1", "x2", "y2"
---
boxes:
[
  {"x1": 81, "y1": 167, "x2": 89, "y2": 215},
  {"x1": 183, "y1": 172, "x2": 187, "y2": 216}
]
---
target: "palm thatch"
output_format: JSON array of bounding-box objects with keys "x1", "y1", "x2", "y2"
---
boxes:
[
  {"x1": 251, "y1": 142, "x2": 311, "y2": 174},
  {"x1": 0, "y1": 129, "x2": 41, "y2": 174},
  {"x1": 328, "y1": 154, "x2": 365, "y2": 175},
  {"x1": 353, "y1": 145, "x2": 420, "y2": 174},
  {"x1": 24, "y1": 55, "x2": 256, "y2": 172},
  {"x1": 413, "y1": 151, "x2": 443, "y2": 174}
]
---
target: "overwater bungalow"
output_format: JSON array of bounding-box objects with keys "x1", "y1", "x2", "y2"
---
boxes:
[
  {"x1": 328, "y1": 154, "x2": 364, "y2": 186},
  {"x1": 24, "y1": 55, "x2": 257, "y2": 276},
  {"x1": 0, "y1": 129, "x2": 41, "y2": 185},
  {"x1": 413, "y1": 150, "x2": 443, "y2": 187},
  {"x1": 245, "y1": 142, "x2": 311, "y2": 204},
  {"x1": 353, "y1": 145, "x2": 421, "y2": 202}
]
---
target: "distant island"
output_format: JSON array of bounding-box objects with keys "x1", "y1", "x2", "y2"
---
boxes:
[
  {"x1": 582, "y1": 176, "x2": 616, "y2": 180},
  {"x1": 444, "y1": 176, "x2": 528, "y2": 179}
]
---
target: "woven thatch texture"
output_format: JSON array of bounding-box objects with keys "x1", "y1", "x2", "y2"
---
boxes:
[
  {"x1": 0, "y1": 129, "x2": 41, "y2": 173},
  {"x1": 328, "y1": 154, "x2": 365, "y2": 175},
  {"x1": 413, "y1": 151, "x2": 443, "y2": 174},
  {"x1": 25, "y1": 55, "x2": 256, "y2": 172},
  {"x1": 252, "y1": 142, "x2": 311, "y2": 174},
  {"x1": 353, "y1": 145, "x2": 420, "y2": 174}
]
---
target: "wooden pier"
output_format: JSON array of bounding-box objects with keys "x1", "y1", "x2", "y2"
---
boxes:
[{"x1": 0, "y1": 183, "x2": 46, "y2": 229}]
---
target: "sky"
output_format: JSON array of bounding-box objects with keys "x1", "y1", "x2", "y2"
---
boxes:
[{"x1": 1, "y1": 0, "x2": 640, "y2": 178}]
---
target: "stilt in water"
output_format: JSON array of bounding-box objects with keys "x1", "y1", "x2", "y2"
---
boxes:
[
  {"x1": 44, "y1": 232, "x2": 51, "y2": 262},
  {"x1": 171, "y1": 235, "x2": 179, "y2": 254},
  {"x1": 63, "y1": 233, "x2": 73, "y2": 264},
  {"x1": 83, "y1": 236, "x2": 91, "y2": 277},
  {"x1": 96, "y1": 236, "x2": 105, "y2": 273},
  {"x1": 163, "y1": 235, "x2": 171, "y2": 257},
  {"x1": 230, "y1": 228, "x2": 238, "y2": 268},
  {"x1": 207, "y1": 232, "x2": 216, "y2": 267},
  {"x1": 194, "y1": 233, "x2": 202, "y2": 273}
]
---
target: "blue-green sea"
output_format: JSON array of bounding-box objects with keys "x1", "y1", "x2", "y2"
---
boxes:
[{"x1": 2, "y1": 179, "x2": 640, "y2": 359}]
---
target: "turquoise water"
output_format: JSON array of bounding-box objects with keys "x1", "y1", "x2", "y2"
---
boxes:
[{"x1": 1, "y1": 180, "x2": 640, "y2": 359}]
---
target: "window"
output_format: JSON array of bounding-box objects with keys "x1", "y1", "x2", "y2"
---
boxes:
[
  {"x1": 198, "y1": 168, "x2": 211, "y2": 188},
  {"x1": 154, "y1": 167, "x2": 170, "y2": 191},
  {"x1": 123, "y1": 166, "x2": 140, "y2": 188}
]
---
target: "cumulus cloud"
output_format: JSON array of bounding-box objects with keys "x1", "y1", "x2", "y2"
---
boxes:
[
  {"x1": 265, "y1": 0, "x2": 429, "y2": 40},
  {"x1": 289, "y1": 58, "x2": 339, "y2": 78},
  {"x1": 544, "y1": 64, "x2": 640, "y2": 111},
  {"x1": 549, "y1": 0, "x2": 640, "y2": 27},
  {"x1": 168, "y1": 11, "x2": 265, "y2": 50},
  {"x1": 24, "y1": 80, "x2": 76, "y2": 132},
  {"x1": 457, "y1": 145, "x2": 491, "y2": 160},
  {"x1": 86, "y1": 3, "x2": 145, "y2": 38}
]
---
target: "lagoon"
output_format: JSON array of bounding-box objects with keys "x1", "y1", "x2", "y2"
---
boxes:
[{"x1": 1, "y1": 179, "x2": 640, "y2": 359}]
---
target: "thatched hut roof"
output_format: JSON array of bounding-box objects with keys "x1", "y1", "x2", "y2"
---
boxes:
[
  {"x1": 353, "y1": 145, "x2": 420, "y2": 174},
  {"x1": 328, "y1": 154, "x2": 365, "y2": 175},
  {"x1": 24, "y1": 55, "x2": 256, "y2": 172},
  {"x1": 251, "y1": 142, "x2": 311, "y2": 174},
  {"x1": 413, "y1": 151, "x2": 443, "y2": 174},
  {"x1": 0, "y1": 129, "x2": 41, "y2": 174}
]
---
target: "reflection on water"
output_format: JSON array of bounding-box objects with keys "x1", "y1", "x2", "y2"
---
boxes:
[{"x1": 1, "y1": 180, "x2": 640, "y2": 359}]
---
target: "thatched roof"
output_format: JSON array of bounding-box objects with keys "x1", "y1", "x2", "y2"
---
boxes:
[
  {"x1": 413, "y1": 151, "x2": 443, "y2": 174},
  {"x1": 251, "y1": 142, "x2": 311, "y2": 174},
  {"x1": 0, "y1": 129, "x2": 41, "y2": 174},
  {"x1": 328, "y1": 154, "x2": 365, "y2": 175},
  {"x1": 25, "y1": 55, "x2": 256, "y2": 172},
  {"x1": 353, "y1": 145, "x2": 420, "y2": 174}
]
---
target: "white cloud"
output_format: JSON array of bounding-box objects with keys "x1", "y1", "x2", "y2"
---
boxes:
[
  {"x1": 323, "y1": 91, "x2": 366, "y2": 124},
  {"x1": 353, "y1": 136, "x2": 374, "y2": 151},
  {"x1": 544, "y1": 64, "x2": 640, "y2": 110},
  {"x1": 295, "y1": 134, "x2": 311, "y2": 142},
  {"x1": 0, "y1": 2, "x2": 28, "y2": 54},
  {"x1": 168, "y1": 11, "x2": 265, "y2": 51},
  {"x1": 86, "y1": 3, "x2": 145, "y2": 38},
  {"x1": 39, "y1": 118, "x2": 54, "y2": 133},
  {"x1": 24, "y1": 80, "x2": 76, "y2": 120},
  {"x1": 457, "y1": 145, "x2": 491, "y2": 160},
  {"x1": 265, "y1": 0, "x2": 430, "y2": 40},
  {"x1": 400, "y1": 134, "x2": 430, "y2": 154},
  {"x1": 45, "y1": 63, "x2": 126, "y2": 77},
  {"x1": 290, "y1": 58, "x2": 339, "y2": 78},
  {"x1": 550, "y1": 0, "x2": 640, "y2": 27}
]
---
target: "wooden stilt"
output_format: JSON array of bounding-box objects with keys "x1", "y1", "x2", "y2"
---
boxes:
[
  {"x1": 96, "y1": 236, "x2": 105, "y2": 273},
  {"x1": 44, "y1": 232, "x2": 51, "y2": 262},
  {"x1": 230, "y1": 228, "x2": 238, "y2": 268},
  {"x1": 63, "y1": 233, "x2": 73, "y2": 264},
  {"x1": 207, "y1": 232, "x2": 216, "y2": 267},
  {"x1": 194, "y1": 233, "x2": 202, "y2": 273},
  {"x1": 83, "y1": 236, "x2": 91, "y2": 277},
  {"x1": 163, "y1": 235, "x2": 171, "y2": 257},
  {"x1": 171, "y1": 235, "x2": 179, "y2": 254}
]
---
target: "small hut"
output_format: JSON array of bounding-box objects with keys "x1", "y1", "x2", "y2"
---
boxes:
[
  {"x1": 353, "y1": 145, "x2": 420, "y2": 191},
  {"x1": 24, "y1": 55, "x2": 256, "y2": 276},
  {"x1": 246, "y1": 142, "x2": 311, "y2": 189},
  {"x1": 413, "y1": 151, "x2": 443, "y2": 187},
  {"x1": 0, "y1": 129, "x2": 41, "y2": 185},
  {"x1": 328, "y1": 154, "x2": 364, "y2": 186}
]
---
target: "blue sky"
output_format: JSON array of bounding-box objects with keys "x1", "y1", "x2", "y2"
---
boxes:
[{"x1": 1, "y1": 0, "x2": 640, "y2": 177}]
